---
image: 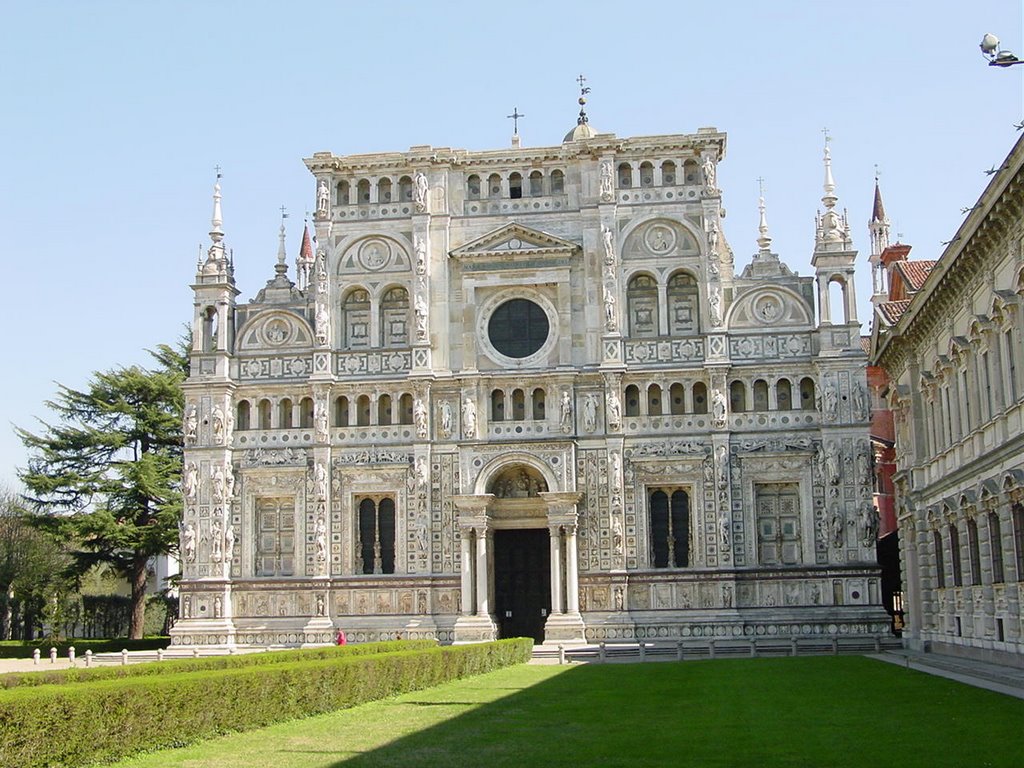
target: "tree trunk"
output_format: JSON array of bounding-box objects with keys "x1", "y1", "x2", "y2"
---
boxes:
[
  {"x1": 128, "y1": 556, "x2": 149, "y2": 640},
  {"x1": 0, "y1": 584, "x2": 11, "y2": 641}
]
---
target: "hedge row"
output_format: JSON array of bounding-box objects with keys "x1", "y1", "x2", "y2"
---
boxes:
[
  {"x1": 0, "y1": 638, "x2": 168, "y2": 659},
  {"x1": 0, "y1": 639, "x2": 437, "y2": 690},
  {"x1": 0, "y1": 638, "x2": 532, "y2": 768}
]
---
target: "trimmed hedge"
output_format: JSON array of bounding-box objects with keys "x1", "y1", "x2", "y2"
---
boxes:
[
  {"x1": 0, "y1": 638, "x2": 169, "y2": 659},
  {"x1": 0, "y1": 639, "x2": 437, "y2": 690},
  {"x1": 0, "y1": 638, "x2": 532, "y2": 768}
]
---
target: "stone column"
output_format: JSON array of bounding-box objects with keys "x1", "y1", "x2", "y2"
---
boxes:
[
  {"x1": 549, "y1": 525, "x2": 564, "y2": 614},
  {"x1": 452, "y1": 494, "x2": 497, "y2": 643},
  {"x1": 476, "y1": 528, "x2": 490, "y2": 616},
  {"x1": 460, "y1": 532, "x2": 474, "y2": 615},
  {"x1": 564, "y1": 524, "x2": 580, "y2": 613}
]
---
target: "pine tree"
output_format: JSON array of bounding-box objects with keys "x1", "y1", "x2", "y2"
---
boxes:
[{"x1": 17, "y1": 345, "x2": 185, "y2": 639}]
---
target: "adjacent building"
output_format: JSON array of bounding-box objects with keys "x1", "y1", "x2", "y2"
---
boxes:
[
  {"x1": 172, "y1": 111, "x2": 888, "y2": 648},
  {"x1": 871, "y1": 134, "x2": 1024, "y2": 664}
]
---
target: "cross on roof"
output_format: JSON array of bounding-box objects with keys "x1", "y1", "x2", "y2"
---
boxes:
[
  {"x1": 280, "y1": 205, "x2": 288, "y2": 219},
  {"x1": 507, "y1": 107, "x2": 524, "y2": 134},
  {"x1": 214, "y1": 164, "x2": 222, "y2": 178},
  {"x1": 576, "y1": 73, "x2": 587, "y2": 89}
]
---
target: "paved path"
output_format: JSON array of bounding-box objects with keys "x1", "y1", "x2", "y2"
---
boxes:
[{"x1": 869, "y1": 649, "x2": 1024, "y2": 699}]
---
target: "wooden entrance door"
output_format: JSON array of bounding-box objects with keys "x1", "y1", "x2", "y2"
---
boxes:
[{"x1": 493, "y1": 529, "x2": 550, "y2": 643}]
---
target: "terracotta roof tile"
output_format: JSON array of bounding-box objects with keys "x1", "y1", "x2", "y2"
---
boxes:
[
  {"x1": 893, "y1": 260, "x2": 936, "y2": 292},
  {"x1": 879, "y1": 299, "x2": 911, "y2": 325},
  {"x1": 860, "y1": 336, "x2": 871, "y2": 354}
]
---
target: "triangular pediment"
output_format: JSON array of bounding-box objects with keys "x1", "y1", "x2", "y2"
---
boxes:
[{"x1": 449, "y1": 223, "x2": 580, "y2": 259}]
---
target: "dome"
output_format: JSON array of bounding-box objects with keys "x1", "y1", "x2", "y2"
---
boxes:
[{"x1": 563, "y1": 121, "x2": 597, "y2": 143}]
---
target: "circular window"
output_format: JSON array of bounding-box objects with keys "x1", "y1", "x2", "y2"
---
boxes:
[{"x1": 488, "y1": 299, "x2": 549, "y2": 358}]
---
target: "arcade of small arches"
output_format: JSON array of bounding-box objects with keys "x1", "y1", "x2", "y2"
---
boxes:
[{"x1": 620, "y1": 376, "x2": 816, "y2": 417}]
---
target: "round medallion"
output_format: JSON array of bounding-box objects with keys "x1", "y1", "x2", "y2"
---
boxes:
[
  {"x1": 754, "y1": 295, "x2": 781, "y2": 323},
  {"x1": 263, "y1": 319, "x2": 290, "y2": 345},
  {"x1": 358, "y1": 239, "x2": 390, "y2": 271},
  {"x1": 644, "y1": 224, "x2": 676, "y2": 254}
]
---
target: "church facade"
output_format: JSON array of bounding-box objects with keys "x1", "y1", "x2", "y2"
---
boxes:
[{"x1": 171, "y1": 117, "x2": 889, "y2": 647}]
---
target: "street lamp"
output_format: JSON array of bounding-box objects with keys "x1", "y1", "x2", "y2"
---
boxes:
[{"x1": 980, "y1": 33, "x2": 1024, "y2": 66}]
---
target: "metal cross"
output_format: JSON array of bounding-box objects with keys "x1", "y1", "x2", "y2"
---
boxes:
[
  {"x1": 577, "y1": 73, "x2": 587, "y2": 89},
  {"x1": 874, "y1": 163, "x2": 881, "y2": 181},
  {"x1": 280, "y1": 205, "x2": 288, "y2": 219},
  {"x1": 822, "y1": 127, "x2": 831, "y2": 145},
  {"x1": 757, "y1": 176, "x2": 765, "y2": 197},
  {"x1": 507, "y1": 107, "x2": 524, "y2": 134},
  {"x1": 214, "y1": 164, "x2": 222, "y2": 178}
]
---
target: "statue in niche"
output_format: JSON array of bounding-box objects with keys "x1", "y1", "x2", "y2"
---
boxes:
[
  {"x1": 414, "y1": 293, "x2": 428, "y2": 341},
  {"x1": 852, "y1": 382, "x2": 868, "y2": 421},
  {"x1": 825, "y1": 442, "x2": 841, "y2": 485},
  {"x1": 183, "y1": 462, "x2": 199, "y2": 504},
  {"x1": 722, "y1": 585, "x2": 733, "y2": 609},
  {"x1": 461, "y1": 397, "x2": 476, "y2": 439},
  {"x1": 601, "y1": 225, "x2": 615, "y2": 265},
  {"x1": 415, "y1": 454, "x2": 429, "y2": 497},
  {"x1": 315, "y1": 396, "x2": 329, "y2": 443},
  {"x1": 316, "y1": 179, "x2": 330, "y2": 216},
  {"x1": 720, "y1": 514, "x2": 731, "y2": 549},
  {"x1": 224, "y1": 523, "x2": 235, "y2": 562},
  {"x1": 560, "y1": 390, "x2": 573, "y2": 433},
  {"x1": 702, "y1": 155, "x2": 717, "y2": 190},
  {"x1": 210, "y1": 517, "x2": 223, "y2": 562},
  {"x1": 211, "y1": 405, "x2": 225, "y2": 445},
  {"x1": 413, "y1": 172, "x2": 428, "y2": 212},
  {"x1": 213, "y1": 595, "x2": 223, "y2": 618},
  {"x1": 709, "y1": 284, "x2": 723, "y2": 326},
  {"x1": 715, "y1": 445, "x2": 729, "y2": 489},
  {"x1": 702, "y1": 454, "x2": 715, "y2": 485},
  {"x1": 314, "y1": 463, "x2": 328, "y2": 500},
  {"x1": 829, "y1": 505, "x2": 845, "y2": 548},
  {"x1": 711, "y1": 389, "x2": 727, "y2": 427},
  {"x1": 614, "y1": 586, "x2": 624, "y2": 611},
  {"x1": 582, "y1": 394, "x2": 598, "y2": 433},
  {"x1": 438, "y1": 399, "x2": 453, "y2": 439},
  {"x1": 707, "y1": 220, "x2": 720, "y2": 255},
  {"x1": 414, "y1": 235, "x2": 427, "y2": 274},
  {"x1": 184, "y1": 404, "x2": 198, "y2": 444},
  {"x1": 316, "y1": 594, "x2": 326, "y2": 617},
  {"x1": 315, "y1": 248, "x2": 328, "y2": 282},
  {"x1": 492, "y1": 467, "x2": 547, "y2": 499},
  {"x1": 859, "y1": 504, "x2": 879, "y2": 548},
  {"x1": 809, "y1": 584, "x2": 821, "y2": 605},
  {"x1": 413, "y1": 397, "x2": 428, "y2": 439},
  {"x1": 180, "y1": 522, "x2": 196, "y2": 562},
  {"x1": 314, "y1": 302, "x2": 329, "y2": 346},
  {"x1": 211, "y1": 465, "x2": 226, "y2": 503},
  {"x1": 182, "y1": 595, "x2": 191, "y2": 619},
  {"x1": 315, "y1": 516, "x2": 327, "y2": 562},
  {"x1": 856, "y1": 449, "x2": 871, "y2": 485},
  {"x1": 611, "y1": 515, "x2": 624, "y2": 555},
  {"x1": 224, "y1": 470, "x2": 235, "y2": 502},
  {"x1": 822, "y1": 381, "x2": 838, "y2": 422},
  {"x1": 603, "y1": 282, "x2": 617, "y2": 332},
  {"x1": 599, "y1": 161, "x2": 614, "y2": 202},
  {"x1": 606, "y1": 389, "x2": 622, "y2": 431}
]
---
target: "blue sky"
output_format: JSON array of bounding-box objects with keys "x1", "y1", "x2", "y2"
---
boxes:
[{"x1": 1, "y1": 1, "x2": 1022, "y2": 490}]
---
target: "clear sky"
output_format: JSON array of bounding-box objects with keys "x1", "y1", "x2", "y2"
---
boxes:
[{"x1": 1, "y1": 0, "x2": 1022, "y2": 491}]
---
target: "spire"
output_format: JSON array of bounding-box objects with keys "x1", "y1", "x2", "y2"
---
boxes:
[
  {"x1": 821, "y1": 130, "x2": 837, "y2": 210},
  {"x1": 868, "y1": 173, "x2": 891, "y2": 258},
  {"x1": 275, "y1": 207, "x2": 289, "y2": 279},
  {"x1": 563, "y1": 74, "x2": 597, "y2": 142},
  {"x1": 202, "y1": 169, "x2": 228, "y2": 273},
  {"x1": 815, "y1": 131, "x2": 850, "y2": 248},
  {"x1": 756, "y1": 178, "x2": 772, "y2": 253}
]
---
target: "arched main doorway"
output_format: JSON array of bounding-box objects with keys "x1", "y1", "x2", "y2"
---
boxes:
[{"x1": 488, "y1": 465, "x2": 550, "y2": 643}]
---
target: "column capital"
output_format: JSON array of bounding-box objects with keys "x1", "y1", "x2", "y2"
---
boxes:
[
  {"x1": 540, "y1": 491, "x2": 583, "y2": 528},
  {"x1": 453, "y1": 494, "x2": 494, "y2": 532}
]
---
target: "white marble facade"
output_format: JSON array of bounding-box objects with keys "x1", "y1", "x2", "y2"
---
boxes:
[{"x1": 171, "y1": 123, "x2": 889, "y2": 647}]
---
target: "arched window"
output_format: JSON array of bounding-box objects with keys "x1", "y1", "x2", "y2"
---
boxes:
[
  {"x1": 378, "y1": 394, "x2": 392, "y2": 426},
  {"x1": 467, "y1": 174, "x2": 481, "y2": 200},
  {"x1": 625, "y1": 384, "x2": 640, "y2": 417},
  {"x1": 512, "y1": 388, "x2": 526, "y2": 421},
  {"x1": 236, "y1": 400, "x2": 251, "y2": 431},
  {"x1": 336, "y1": 180, "x2": 350, "y2": 205},
  {"x1": 550, "y1": 169, "x2": 565, "y2": 194},
  {"x1": 800, "y1": 377, "x2": 816, "y2": 410},
  {"x1": 202, "y1": 306, "x2": 218, "y2": 352},
  {"x1": 683, "y1": 159, "x2": 699, "y2": 184},
  {"x1": 357, "y1": 496, "x2": 396, "y2": 575},
  {"x1": 949, "y1": 523, "x2": 963, "y2": 587},
  {"x1": 776, "y1": 379, "x2": 793, "y2": 410},
  {"x1": 335, "y1": 396, "x2": 349, "y2": 427},
  {"x1": 692, "y1": 382, "x2": 708, "y2": 414},
  {"x1": 828, "y1": 277, "x2": 848, "y2": 324},
  {"x1": 933, "y1": 529, "x2": 946, "y2": 588},
  {"x1": 617, "y1": 163, "x2": 632, "y2": 188},
  {"x1": 667, "y1": 271, "x2": 699, "y2": 335},
  {"x1": 357, "y1": 394, "x2": 370, "y2": 427},
  {"x1": 639, "y1": 161, "x2": 654, "y2": 187},
  {"x1": 730, "y1": 381, "x2": 747, "y2": 413},
  {"x1": 509, "y1": 172, "x2": 523, "y2": 199},
  {"x1": 529, "y1": 170, "x2": 543, "y2": 197},
  {"x1": 661, "y1": 160, "x2": 676, "y2": 185},
  {"x1": 398, "y1": 175, "x2": 413, "y2": 202},
  {"x1": 299, "y1": 397, "x2": 314, "y2": 428},
  {"x1": 650, "y1": 488, "x2": 690, "y2": 568},
  {"x1": 753, "y1": 380, "x2": 769, "y2": 411},
  {"x1": 398, "y1": 393, "x2": 413, "y2": 425},
  {"x1": 627, "y1": 274, "x2": 659, "y2": 337},
  {"x1": 380, "y1": 287, "x2": 409, "y2": 347},
  {"x1": 669, "y1": 383, "x2": 685, "y2": 415},
  {"x1": 532, "y1": 388, "x2": 545, "y2": 420},
  {"x1": 279, "y1": 398, "x2": 293, "y2": 429},
  {"x1": 647, "y1": 384, "x2": 663, "y2": 416},
  {"x1": 491, "y1": 389, "x2": 505, "y2": 421},
  {"x1": 341, "y1": 289, "x2": 371, "y2": 349},
  {"x1": 377, "y1": 177, "x2": 392, "y2": 203},
  {"x1": 488, "y1": 173, "x2": 501, "y2": 199},
  {"x1": 258, "y1": 399, "x2": 272, "y2": 430},
  {"x1": 356, "y1": 178, "x2": 370, "y2": 204}
]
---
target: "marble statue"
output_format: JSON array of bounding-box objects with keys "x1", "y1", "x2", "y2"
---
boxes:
[
  {"x1": 560, "y1": 390, "x2": 573, "y2": 433},
  {"x1": 413, "y1": 171, "x2": 428, "y2": 212},
  {"x1": 599, "y1": 161, "x2": 614, "y2": 202},
  {"x1": 582, "y1": 394, "x2": 597, "y2": 433},
  {"x1": 413, "y1": 397, "x2": 428, "y2": 439},
  {"x1": 461, "y1": 396, "x2": 476, "y2": 439},
  {"x1": 316, "y1": 179, "x2": 329, "y2": 216},
  {"x1": 438, "y1": 399, "x2": 453, "y2": 439}
]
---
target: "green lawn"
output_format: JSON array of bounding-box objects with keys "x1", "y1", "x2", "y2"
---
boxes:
[{"x1": 112, "y1": 657, "x2": 1023, "y2": 768}]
